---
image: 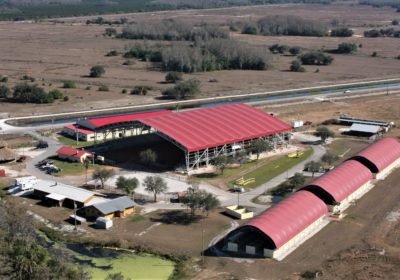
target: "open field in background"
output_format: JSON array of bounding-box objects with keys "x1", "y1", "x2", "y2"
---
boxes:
[{"x1": 0, "y1": 3, "x2": 399, "y2": 117}]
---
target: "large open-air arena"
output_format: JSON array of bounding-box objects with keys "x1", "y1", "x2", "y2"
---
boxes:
[{"x1": 1, "y1": 0, "x2": 400, "y2": 279}]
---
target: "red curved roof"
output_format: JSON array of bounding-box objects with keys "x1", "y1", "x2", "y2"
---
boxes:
[
  {"x1": 355, "y1": 137, "x2": 400, "y2": 172},
  {"x1": 305, "y1": 160, "x2": 373, "y2": 203},
  {"x1": 244, "y1": 191, "x2": 328, "y2": 249},
  {"x1": 139, "y1": 104, "x2": 291, "y2": 152}
]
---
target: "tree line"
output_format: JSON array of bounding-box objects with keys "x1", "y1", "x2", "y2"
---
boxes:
[
  {"x1": 0, "y1": 84, "x2": 68, "y2": 104},
  {"x1": 119, "y1": 20, "x2": 229, "y2": 41},
  {"x1": 241, "y1": 15, "x2": 328, "y2": 37},
  {"x1": 364, "y1": 28, "x2": 400, "y2": 38}
]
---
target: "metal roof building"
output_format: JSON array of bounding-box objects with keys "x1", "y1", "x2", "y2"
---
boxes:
[
  {"x1": 225, "y1": 191, "x2": 329, "y2": 260},
  {"x1": 92, "y1": 196, "x2": 135, "y2": 215},
  {"x1": 139, "y1": 104, "x2": 292, "y2": 172},
  {"x1": 351, "y1": 137, "x2": 400, "y2": 179}
]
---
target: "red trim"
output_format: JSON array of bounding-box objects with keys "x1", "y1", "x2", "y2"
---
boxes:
[{"x1": 65, "y1": 124, "x2": 93, "y2": 135}]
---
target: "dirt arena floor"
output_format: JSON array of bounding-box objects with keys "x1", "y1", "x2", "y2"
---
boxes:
[{"x1": 0, "y1": 2, "x2": 399, "y2": 117}]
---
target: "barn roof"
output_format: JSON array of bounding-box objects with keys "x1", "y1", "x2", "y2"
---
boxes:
[
  {"x1": 77, "y1": 110, "x2": 171, "y2": 130},
  {"x1": 243, "y1": 191, "x2": 328, "y2": 249},
  {"x1": 303, "y1": 160, "x2": 373, "y2": 203},
  {"x1": 139, "y1": 104, "x2": 291, "y2": 152},
  {"x1": 353, "y1": 137, "x2": 400, "y2": 172}
]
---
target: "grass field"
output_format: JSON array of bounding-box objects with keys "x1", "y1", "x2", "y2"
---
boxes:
[
  {"x1": 48, "y1": 156, "x2": 99, "y2": 177},
  {"x1": 228, "y1": 148, "x2": 313, "y2": 189},
  {"x1": 57, "y1": 134, "x2": 93, "y2": 149}
]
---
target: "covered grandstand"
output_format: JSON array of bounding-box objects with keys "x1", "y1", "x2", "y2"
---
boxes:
[
  {"x1": 350, "y1": 137, "x2": 400, "y2": 180},
  {"x1": 138, "y1": 104, "x2": 292, "y2": 173},
  {"x1": 225, "y1": 191, "x2": 329, "y2": 261},
  {"x1": 301, "y1": 160, "x2": 373, "y2": 213}
]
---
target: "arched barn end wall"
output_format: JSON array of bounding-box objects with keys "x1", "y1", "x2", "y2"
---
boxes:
[
  {"x1": 299, "y1": 160, "x2": 373, "y2": 213},
  {"x1": 225, "y1": 191, "x2": 329, "y2": 260},
  {"x1": 350, "y1": 137, "x2": 400, "y2": 180}
]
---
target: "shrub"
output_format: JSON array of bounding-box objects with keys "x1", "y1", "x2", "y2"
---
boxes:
[
  {"x1": 242, "y1": 23, "x2": 259, "y2": 35},
  {"x1": 162, "y1": 79, "x2": 200, "y2": 100},
  {"x1": 0, "y1": 76, "x2": 8, "y2": 83},
  {"x1": 63, "y1": 80, "x2": 76, "y2": 88},
  {"x1": 337, "y1": 42, "x2": 357, "y2": 54},
  {"x1": 0, "y1": 85, "x2": 10, "y2": 98},
  {"x1": 121, "y1": 89, "x2": 127, "y2": 94},
  {"x1": 131, "y1": 85, "x2": 152, "y2": 95},
  {"x1": 85, "y1": 86, "x2": 91, "y2": 90},
  {"x1": 63, "y1": 96, "x2": 69, "y2": 101},
  {"x1": 290, "y1": 60, "x2": 305, "y2": 72},
  {"x1": 289, "y1": 46, "x2": 302, "y2": 56},
  {"x1": 392, "y1": 19, "x2": 399, "y2": 25},
  {"x1": 165, "y1": 72, "x2": 182, "y2": 83},
  {"x1": 104, "y1": 27, "x2": 117, "y2": 36},
  {"x1": 300, "y1": 51, "x2": 333, "y2": 65},
  {"x1": 123, "y1": 60, "x2": 135, "y2": 65},
  {"x1": 105, "y1": 50, "x2": 118, "y2": 57},
  {"x1": 372, "y1": 51, "x2": 378, "y2": 57},
  {"x1": 21, "y1": 74, "x2": 35, "y2": 82},
  {"x1": 330, "y1": 27, "x2": 354, "y2": 37},
  {"x1": 98, "y1": 85, "x2": 109, "y2": 92},
  {"x1": 48, "y1": 89, "x2": 64, "y2": 99},
  {"x1": 90, "y1": 65, "x2": 105, "y2": 78},
  {"x1": 13, "y1": 83, "x2": 53, "y2": 104}
]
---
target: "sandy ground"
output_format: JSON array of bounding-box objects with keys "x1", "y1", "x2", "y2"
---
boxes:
[{"x1": 0, "y1": 3, "x2": 399, "y2": 116}]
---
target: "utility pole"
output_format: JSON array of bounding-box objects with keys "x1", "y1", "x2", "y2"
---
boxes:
[{"x1": 73, "y1": 201, "x2": 77, "y2": 231}]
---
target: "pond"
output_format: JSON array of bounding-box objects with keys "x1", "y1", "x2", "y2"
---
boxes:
[{"x1": 65, "y1": 244, "x2": 175, "y2": 280}]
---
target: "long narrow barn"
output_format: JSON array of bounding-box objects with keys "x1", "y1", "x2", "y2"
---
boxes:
[
  {"x1": 350, "y1": 137, "x2": 400, "y2": 180},
  {"x1": 300, "y1": 160, "x2": 373, "y2": 213},
  {"x1": 138, "y1": 103, "x2": 292, "y2": 173},
  {"x1": 224, "y1": 191, "x2": 329, "y2": 261}
]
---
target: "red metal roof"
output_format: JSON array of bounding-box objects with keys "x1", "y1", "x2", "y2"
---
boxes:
[
  {"x1": 139, "y1": 104, "x2": 291, "y2": 152},
  {"x1": 305, "y1": 160, "x2": 373, "y2": 203},
  {"x1": 78, "y1": 110, "x2": 172, "y2": 130},
  {"x1": 244, "y1": 191, "x2": 328, "y2": 249},
  {"x1": 64, "y1": 124, "x2": 94, "y2": 135},
  {"x1": 355, "y1": 137, "x2": 400, "y2": 172},
  {"x1": 57, "y1": 146, "x2": 91, "y2": 159}
]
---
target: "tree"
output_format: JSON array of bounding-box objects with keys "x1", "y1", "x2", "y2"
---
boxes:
[
  {"x1": 83, "y1": 158, "x2": 90, "y2": 186},
  {"x1": 290, "y1": 60, "x2": 305, "y2": 72},
  {"x1": 92, "y1": 168, "x2": 115, "y2": 189},
  {"x1": 315, "y1": 126, "x2": 335, "y2": 143},
  {"x1": 288, "y1": 173, "x2": 306, "y2": 189},
  {"x1": 143, "y1": 176, "x2": 168, "y2": 202},
  {"x1": 235, "y1": 150, "x2": 248, "y2": 166},
  {"x1": 165, "y1": 72, "x2": 183, "y2": 83},
  {"x1": 0, "y1": 85, "x2": 10, "y2": 98},
  {"x1": 139, "y1": 149, "x2": 157, "y2": 166},
  {"x1": 321, "y1": 152, "x2": 338, "y2": 166},
  {"x1": 181, "y1": 189, "x2": 220, "y2": 217},
  {"x1": 62, "y1": 80, "x2": 76, "y2": 88},
  {"x1": 116, "y1": 176, "x2": 139, "y2": 199},
  {"x1": 89, "y1": 65, "x2": 105, "y2": 78},
  {"x1": 214, "y1": 155, "x2": 232, "y2": 174},
  {"x1": 251, "y1": 139, "x2": 273, "y2": 160},
  {"x1": 392, "y1": 19, "x2": 399, "y2": 26},
  {"x1": 305, "y1": 161, "x2": 323, "y2": 177},
  {"x1": 12, "y1": 83, "x2": 53, "y2": 104},
  {"x1": 330, "y1": 27, "x2": 354, "y2": 37},
  {"x1": 242, "y1": 22, "x2": 259, "y2": 35},
  {"x1": 202, "y1": 192, "x2": 220, "y2": 216}
]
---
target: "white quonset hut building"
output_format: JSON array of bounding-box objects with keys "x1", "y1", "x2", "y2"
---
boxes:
[
  {"x1": 225, "y1": 191, "x2": 329, "y2": 261},
  {"x1": 300, "y1": 160, "x2": 374, "y2": 214},
  {"x1": 350, "y1": 137, "x2": 400, "y2": 180}
]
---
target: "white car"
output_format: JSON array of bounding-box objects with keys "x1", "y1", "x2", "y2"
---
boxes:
[{"x1": 344, "y1": 90, "x2": 351, "y2": 93}]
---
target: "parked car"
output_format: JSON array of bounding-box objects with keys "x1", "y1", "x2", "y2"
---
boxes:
[
  {"x1": 230, "y1": 185, "x2": 245, "y2": 193},
  {"x1": 36, "y1": 141, "x2": 49, "y2": 149}
]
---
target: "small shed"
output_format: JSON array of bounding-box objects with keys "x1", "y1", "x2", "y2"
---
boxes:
[
  {"x1": 96, "y1": 217, "x2": 113, "y2": 229},
  {"x1": 85, "y1": 196, "x2": 135, "y2": 220},
  {"x1": 56, "y1": 146, "x2": 92, "y2": 163}
]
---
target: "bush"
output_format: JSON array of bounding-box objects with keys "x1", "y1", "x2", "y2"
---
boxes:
[
  {"x1": 85, "y1": 86, "x2": 91, "y2": 90},
  {"x1": 289, "y1": 46, "x2": 302, "y2": 56},
  {"x1": 300, "y1": 51, "x2": 333, "y2": 65},
  {"x1": 0, "y1": 76, "x2": 8, "y2": 83},
  {"x1": 104, "y1": 27, "x2": 117, "y2": 36},
  {"x1": 330, "y1": 27, "x2": 353, "y2": 37},
  {"x1": 121, "y1": 89, "x2": 127, "y2": 94},
  {"x1": 130, "y1": 85, "x2": 152, "y2": 95},
  {"x1": 372, "y1": 51, "x2": 378, "y2": 57},
  {"x1": 162, "y1": 79, "x2": 200, "y2": 100},
  {"x1": 290, "y1": 60, "x2": 305, "y2": 72},
  {"x1": 242, "y1": 23, "x2": 259, "y2": 35},
  {"x1": 123, "y1": 60, "x2": 135, "y2": 65},
  {"x1": 165, "y1": 72, "x2": 183, "y2": 83},
  {"x1": 63, "y1": 80, "x2": 76, "y2": 88},
  {"x1": 48, "y1": 89, "x2": 64, "y2": 99},
  {"x1": 21, "y1": 74, "x2": 35, "y2": 82},
  {"x1": 63, "y1": 96, "x2": 69, "y2": 101},
  {"x1": 105, "y1": 50, "x2": 118, "y2": 57},
  {"x1": 90, "y1": 65, "x2": 105, "y2": 78},
  {"x1": 13, "y1": 84, "x2": 53, "y2": 104},
  {"x1": 392, "y1": 19, "x2": 399, "y2": 25},
  {"x1": 0, "y1": 85, "x2": 10, "y2": 98},
  {"x1": 337, "y1": 42, "x2": 357, "y2": 54},
  {"x1": 98, "y1": 85, "x2": 109, "y2": 92}
]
